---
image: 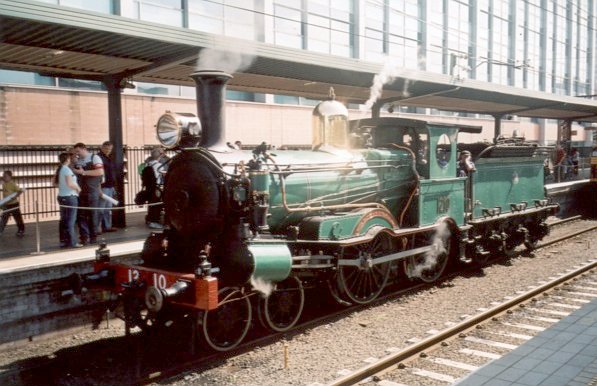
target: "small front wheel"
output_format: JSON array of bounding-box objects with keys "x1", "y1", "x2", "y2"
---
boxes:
[
  {"x1": 201, "y1": 287, "x2": 252, "y2": 352},
  {"x1": 258, "y1": 276, "x2": 305, "y2": 332}
]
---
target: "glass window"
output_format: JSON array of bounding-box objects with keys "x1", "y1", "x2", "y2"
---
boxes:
[
  {"x1": 226, "y1": 90, "x2": 263, "y2": 102},
  {"x1": 0, "y1": 69, "x2": 55, "y2": 86},
  {"x1": 274, "y1": 3, "x2": 302, "y2": 48},
  {"x1": 274, "y1": 94, "x2": 300, "y2": 104},
  {"x1": 135, "y1": 82, "x2": 181, "y2": 95},
  {"x1": 436, "y1": 133, "x2": 451, "y2": 168},
  {"x1": 188, "y1": 0, "x2": 256, "y2": 40},
  {"x1": 132, "y1": 0, "x2": 183, "y2": 27},
  {"x1": 36, "y1": 0, "x2": 114, "y2": 14},
  {"x1": 58, "y1": 78, "x2": 105, "y2": 90}
]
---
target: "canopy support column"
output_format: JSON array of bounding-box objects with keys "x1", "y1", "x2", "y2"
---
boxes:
[
  {"x1": 104, "y1": 76, "x2": 127, "y2": 228},
  {"x1": 493, "y1": 114, "x2": 503, "y2": 143}
]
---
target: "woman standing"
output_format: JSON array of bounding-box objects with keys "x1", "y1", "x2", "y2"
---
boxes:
[{"x1": 55, "y1": 152, "x2": 82, "y2": 248}]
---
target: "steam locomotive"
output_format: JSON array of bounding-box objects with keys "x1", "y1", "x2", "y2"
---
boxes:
[{"x1": 84, "y1": 70, "x2": 557, "y2": 351}]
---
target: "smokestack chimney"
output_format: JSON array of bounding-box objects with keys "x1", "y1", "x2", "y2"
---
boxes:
[{"x1": 189, "y1": 70, "x2": 232, "y2": 152}]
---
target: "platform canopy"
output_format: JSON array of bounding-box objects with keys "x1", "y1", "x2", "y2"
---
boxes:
[{"x1": 1, "y1": 0, "x2": 597, "y2": 122}]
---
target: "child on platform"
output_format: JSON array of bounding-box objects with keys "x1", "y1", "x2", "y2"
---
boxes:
[{"x1": 0, "y1": 170, "x2": 25, "y2": 237}]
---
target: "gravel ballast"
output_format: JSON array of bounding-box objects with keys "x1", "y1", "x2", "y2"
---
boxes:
[{"x1": 0, "y1": 219, "x2": 595, "y2": 386}]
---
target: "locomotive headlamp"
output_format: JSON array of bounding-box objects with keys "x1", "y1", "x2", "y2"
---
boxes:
[{"x1": 156, "y1": 111, "x2": 201, "y2": 149}]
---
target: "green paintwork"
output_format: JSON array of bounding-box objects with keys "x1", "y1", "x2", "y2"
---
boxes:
[
  {"x1": 300, "y1": 209, "x2": 396, "y2": 240},
  {"x1": 361, "y1": 148, "x2": 416, "y2": 216},
  {"x1": 248, "y1": 243, "x2": 292, "y2": 282},
  {"x1": 419, "y1": 178, "x2": 466, "y2": 226},
  {"x1": 472, "y1": 157, "x2": 545, "y2": 219},
  {"x1": 249, "y1": 170, "x2": 270, "y2": 193},
  {"x1": 265, "y1": 147, "x2": 414, "y2": 234},
  {"x1": 267, "y1": 149, "x2": 388, "y2": 232}
]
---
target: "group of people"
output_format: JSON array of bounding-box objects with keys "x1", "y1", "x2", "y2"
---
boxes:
[
  {"x1": 55, "y1": 141, "x2": 117, "y2": 248},
  {"x1": 554, "y1": 146, "x2": 581, "y2": 180},
  {"x1": 1, "y1": 142, "x2": 169, "y2": 248}
]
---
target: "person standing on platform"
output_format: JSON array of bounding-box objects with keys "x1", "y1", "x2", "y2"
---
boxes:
[
  {"x1": 97, "y1": 141, "x2": 117, "y2": 234},
  {"x1": 55, "y1": 153, "x2": 82, "y2": 248},
  {"x1": 0, "y1": 170, "x2": 25, "y2": 237},
  {"x1": 142, "y1": 147, "x2": 165, "y2": 229},
  {"x1": 73, "y1": 142, "x2": 104, "y2": 245}
]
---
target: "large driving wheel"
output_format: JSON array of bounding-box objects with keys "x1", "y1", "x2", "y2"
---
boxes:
[
  {"x1": 258, "y1": 276, "x2": 305, "y2": 332},
  {"x1": 404, "y1": 227, "x2": 452, "y2": 283},
  {"x1": 201, "y1": 287, "x2": 252, "y2": 352},
  {"x1": 337, "y1": 231, "x2": 393, "y2": 304}
]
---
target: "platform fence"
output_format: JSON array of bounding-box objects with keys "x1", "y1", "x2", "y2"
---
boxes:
[
  {"x1": 0, "y1": 145, "x2": 593, "y2": 222},
  {"x1": 0, "y1": 145, "x2": 175, "y2": 222}
]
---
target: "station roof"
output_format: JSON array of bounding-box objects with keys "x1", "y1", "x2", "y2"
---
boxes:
[{"x1": 1, "y1": 0, "x2": 596, "y2": 122}]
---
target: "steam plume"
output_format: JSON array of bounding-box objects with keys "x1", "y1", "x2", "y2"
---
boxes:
[
  {"x1": 196, "y1": 45, "x2": 255, "y2": 74},
  {"x1": 251, "y1": 276, "x2": 274, "y2": 298},
  {"x1": 363, "y1": 58, "x2": 411, "y2": 110},
  {"x1": 407, "y1": 222, "x2": 450, "y2": 279}
]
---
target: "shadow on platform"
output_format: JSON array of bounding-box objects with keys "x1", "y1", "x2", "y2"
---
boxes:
[{"x1": 0, "y1": 211, "x2": 152, "y2": 259}]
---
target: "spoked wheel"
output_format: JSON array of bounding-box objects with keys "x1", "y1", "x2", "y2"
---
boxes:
[
  {"x1": 404, "y1": 227, "x2": 452, "y2": 283},
  {"x1": 523, "y1": 233, "x2": 539, "y2": 251},
  {"x1": 258, "y1": 276, "x2": 305, "y2": 332},
  {"x1": 201, "y1": 287, "x2": 252, "y2": 352},
  {"x1": 473, "y1": 244, "x2": 490, "y2": 266},
  {"x1": 337, "y1": 232, "x2": 393, "y2": 304},
  {"x1": 502, "y1": 239, "x2": 518, "y2": 257}
]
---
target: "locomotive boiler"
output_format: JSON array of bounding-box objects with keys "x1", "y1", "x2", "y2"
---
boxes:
[{"x1": 83, "y1": 70, "x2": 558, "y2": 351}]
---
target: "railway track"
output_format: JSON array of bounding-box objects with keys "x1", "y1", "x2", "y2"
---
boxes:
[
  {"x1": 142, "y1": 220, "x2": 597, "y2": 386},
  {"x1": 324, "y1": 261, "x2": 597, "y2": 386},
  {"x1": 322, "y1": 225, "x2": 597, "y2": 386},
  {"x1": 1, "y1": 219, "x2": 595, "y2": 386}
]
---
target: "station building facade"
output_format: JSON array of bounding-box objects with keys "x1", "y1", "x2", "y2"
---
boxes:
[{"x1": 1, "y1": 0, "x2": 596, "y2": 147}]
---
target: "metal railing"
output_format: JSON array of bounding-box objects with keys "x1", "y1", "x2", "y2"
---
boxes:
[
  {"x1": 1, "y1": 145, "x2": 591, "y2": 221},
  {"x1": 0, "y1": 145, "x2": 173, "y2": 222}
]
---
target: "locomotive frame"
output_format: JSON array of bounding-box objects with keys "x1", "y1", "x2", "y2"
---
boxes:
[{"x1": 80, "y1": 70, "x2": 558, "y2": 352}]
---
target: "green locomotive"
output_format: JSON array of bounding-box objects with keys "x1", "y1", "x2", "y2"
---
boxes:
[{"x1": 87, "y1": 70, "x2": 557, "y2": 351}]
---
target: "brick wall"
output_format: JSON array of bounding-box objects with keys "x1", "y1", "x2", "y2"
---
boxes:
[{"x1": 0, "y1": 85, "x2": 572, "y2": 148}]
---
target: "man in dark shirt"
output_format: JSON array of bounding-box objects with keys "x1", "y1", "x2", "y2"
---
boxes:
[
  {"x1": 97, "y1": 141, "x2": 117, "y2": 233},
  {"x1": 457, "y1": 150, "x2": 476, "y2": 177},
  {"x1": 73, "y1": 142, "x2": 104, "y2": 244}
]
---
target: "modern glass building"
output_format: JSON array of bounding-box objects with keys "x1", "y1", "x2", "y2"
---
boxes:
[
  {"x1": 1, "y1": 0, "x2": 595, "y2": 99},
  {"x1": 0, "y1": 0, "x2": 595, "y2": 147}
]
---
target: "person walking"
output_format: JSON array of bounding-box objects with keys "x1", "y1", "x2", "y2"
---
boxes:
[
  {"x1": 97, "y1": 141, "x2": 117, "y2": 233},
  {"x1": 72, "y1": 142, "x2": 104, "y2": 245},
  {"x1": 0, "y1": 170, "x2": 25, "y2": 237},
  {"x1": 55, "y1": 152, "x2": 82, "y2": 248}
]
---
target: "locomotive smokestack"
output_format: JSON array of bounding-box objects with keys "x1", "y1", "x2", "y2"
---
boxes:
[{"x1": 189, "y1": 70, "x2": 232, "y2": 152}]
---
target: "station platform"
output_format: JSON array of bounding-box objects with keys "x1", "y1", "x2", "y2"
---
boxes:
[
  {"x1": 0, "y1": 210, "x2": 151, "y2": 261},
  {"x1": 455, "y1": 298, "x2": 597, "y2": 386}
]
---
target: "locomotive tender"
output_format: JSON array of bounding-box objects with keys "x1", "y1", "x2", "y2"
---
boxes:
[{"x1": 85, "y1": 70, "x2": 557, "y2": 351}]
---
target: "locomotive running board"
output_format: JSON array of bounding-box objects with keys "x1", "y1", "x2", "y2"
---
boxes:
[{"x1": 337, "y1": 245, "x2": 434, "y2": 267}]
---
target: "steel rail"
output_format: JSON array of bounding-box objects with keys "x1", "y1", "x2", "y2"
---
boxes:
[
  {"x1": 538, "y1": 223, "x2": 597, "y2": 248},
  {"x1": 326, "y1": 243, "x2": 597, "y2": 386},
  {"x1": 547, "y1": 214, "x2": 582, "y2": 227},
  {"x1": 3, "y1": 219, "x2": 593, "y2": 385},
  {"x1": 141, "y1": 222, "x2": 597, "y2": 386}
]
